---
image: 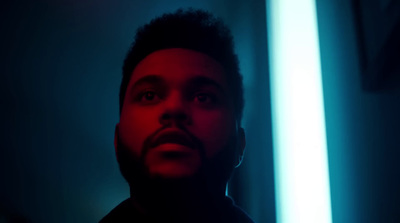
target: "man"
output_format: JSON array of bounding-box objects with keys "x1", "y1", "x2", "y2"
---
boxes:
[{"x1": 100, "y1": 8, "x2": 253, "y2": 223}]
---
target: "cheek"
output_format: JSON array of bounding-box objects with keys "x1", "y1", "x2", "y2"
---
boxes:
[
  {"x1": 118, "y1": 107, "x2": 160, "y2": 155},
  {"x1": 193, "y1": 110, "x2": 235, "y2": 158}
]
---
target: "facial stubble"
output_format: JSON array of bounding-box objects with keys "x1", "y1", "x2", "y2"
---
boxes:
[{"x1": 116, "y1": 130, "x2": 239, "y2": 202}]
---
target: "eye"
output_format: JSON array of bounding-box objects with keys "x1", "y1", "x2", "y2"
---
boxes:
[
  {"x1": 137, "y1": 89, "x2": 161, "y2": 104},
  {"x1": 143, "y1": 91, "x2": 155, "y2": 100},
  {"x1": 194, "y1": 93, "x2": 216, "y2": 104}
]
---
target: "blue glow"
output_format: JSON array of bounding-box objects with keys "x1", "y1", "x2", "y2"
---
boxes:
[{"x1": 266, "y1": 0, "x2": 332, "y2": 222}]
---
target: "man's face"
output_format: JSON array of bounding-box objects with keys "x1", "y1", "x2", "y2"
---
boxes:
[{"x1": 116, "y1": 48, "x2": 243, "y2": 179}]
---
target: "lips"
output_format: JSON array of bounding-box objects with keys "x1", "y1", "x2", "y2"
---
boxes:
[{"x1": 151, "y1": 129, "x2": 196, "y2": 149}]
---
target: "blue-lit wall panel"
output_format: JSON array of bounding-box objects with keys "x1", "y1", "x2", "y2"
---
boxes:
[{"x1": 317, "y1": 0, "x2": 400, "y2": 223}]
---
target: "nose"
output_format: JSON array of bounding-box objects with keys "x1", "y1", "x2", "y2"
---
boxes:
[{"x1": 159, "y1": 91, "x2": 191, "y2": 126}]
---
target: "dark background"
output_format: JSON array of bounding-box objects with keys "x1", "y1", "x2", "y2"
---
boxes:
[
  {"x1": 1, "y1": 0, "x2": 274, "y2": 222},
  {"x1": 1, "y1": 0, "x2": 399, "y2": 222}
]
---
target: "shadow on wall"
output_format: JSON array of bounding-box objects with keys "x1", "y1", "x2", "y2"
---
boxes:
[{"x1": 0, "y1": 205, "x2": 30, "y2": 223}]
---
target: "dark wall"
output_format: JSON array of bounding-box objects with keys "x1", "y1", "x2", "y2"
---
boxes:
[{"x1": 317, "y1": 0, "x2": 400, "y2": 222}]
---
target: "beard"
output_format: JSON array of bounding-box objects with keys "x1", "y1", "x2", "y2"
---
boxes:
[{"x1": 115, "y1": 132, "x2": 239, "y2": 209}]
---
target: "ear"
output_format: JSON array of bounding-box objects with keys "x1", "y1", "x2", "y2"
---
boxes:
[
  {"x1": 235, "y1": 127, "x2": 246, "y2": 168},
  {"x1": 114, "y1": 123, "x2": 120, "y2": 162}
]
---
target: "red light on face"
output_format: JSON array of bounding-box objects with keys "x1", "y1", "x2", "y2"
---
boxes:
[
  {"x1": 145, "y1": 143, "x2": 202, "y2": 178},
  {"x1": 116, "y1": 48, "x2": 237, "y2": 179}
]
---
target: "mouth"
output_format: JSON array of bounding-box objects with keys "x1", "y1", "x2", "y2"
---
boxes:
[
  {"x1": 151, "y1": 130, "x2": 196, "y2": 150},
  {"x1": 156, "y1": 143, "x2": 193, "y2": 157},
  {"x1": 144, "y1": 129, "x2": 202, "y2": 177}
]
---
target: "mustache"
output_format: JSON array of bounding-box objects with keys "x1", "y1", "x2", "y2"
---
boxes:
[{"x1": 141, "y1": 124, "x2": 205, "y2": 160}]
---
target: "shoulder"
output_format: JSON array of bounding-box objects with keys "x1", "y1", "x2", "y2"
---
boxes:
[
  {"x1": 99, "y1": 199, "x2": 141, "y2": 223},
  {"x1": 222, "y1": 196, "x2": 255, "y2": 223}
]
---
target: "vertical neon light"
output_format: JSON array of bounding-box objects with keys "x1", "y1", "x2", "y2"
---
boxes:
[{"x1": 266, "y1": 0, "x2": 332, "y2": 223}]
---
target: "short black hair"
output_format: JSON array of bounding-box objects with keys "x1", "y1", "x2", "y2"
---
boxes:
[{"x1": 120, "y1": 8, "x2": 244, "y2": 124}]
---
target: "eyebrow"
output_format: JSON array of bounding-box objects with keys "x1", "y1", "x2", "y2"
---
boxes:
[
  {"x1": 185, "y1": 76, "x2": 226, "y2": 95},
  {"x1": 130, "y1": 75, "x2": 226, "y2": 94},
  {"x1": 131, "y1": 75, "x2": 166, "y2": 90}
]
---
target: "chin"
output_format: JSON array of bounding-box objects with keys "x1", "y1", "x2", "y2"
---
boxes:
[
  {"x1": 117, "y1": 136, "x2": 237, "y2": 193},
  {"x1": 148, "y1": 163, "x2": 201, "y2": 179}
]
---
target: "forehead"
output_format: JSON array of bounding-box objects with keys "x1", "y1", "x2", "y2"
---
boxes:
[{"x1": 129, "y1": 48, "x2": 227, "y2": 89}]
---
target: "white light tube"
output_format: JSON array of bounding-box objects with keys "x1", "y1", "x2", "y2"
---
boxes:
[{"x1": 266, "y1": 0, "x2": 333, "y2": 222}]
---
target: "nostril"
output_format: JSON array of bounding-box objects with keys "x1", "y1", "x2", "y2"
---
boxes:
[
  {"x1": 160, "y1": 110, "x2": 190, "y2": 126},
  {"x1": 176, "y1": 113, "x2": 187, "y2": 120},
  {"x1": 161, "y1": 112, "x2": 187, "y2": 120},
  {"x1": 160, "y1": 113, "x2": 171, "y2": 122}
]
